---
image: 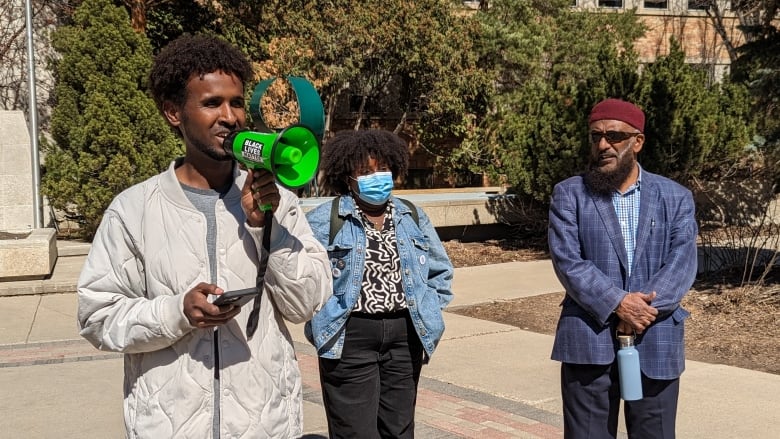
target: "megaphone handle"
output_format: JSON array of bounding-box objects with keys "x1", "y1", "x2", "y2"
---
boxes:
[
  {"x1": 246, "y1": 210, "x2": 273, "y2": 339},
  {"x1": 248, "y1": 177, "x2": 274, "y2": 212}
]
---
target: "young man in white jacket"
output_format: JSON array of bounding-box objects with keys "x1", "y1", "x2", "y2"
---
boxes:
[{"x1": 77, "y1": 34, "x2": 332, "y2": 438}]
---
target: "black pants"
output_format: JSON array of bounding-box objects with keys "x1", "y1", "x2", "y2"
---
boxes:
[
  {"x1": 319, "y1": 311, "x2": 424, "y2": 439},
  {"x1": 561, "y1": 362, "x2": 680, "y2": 439}
]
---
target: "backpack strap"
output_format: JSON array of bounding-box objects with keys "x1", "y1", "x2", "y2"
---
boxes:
[
  {"x1": 328, "y1": 197, "x2": 343, "y2": 246},
  {"x1": 398, "y1": 197, "x2": 419, "y2": 225},
  {"x1": 328, "y1": 196, "x2": 420, "y2": 246}
]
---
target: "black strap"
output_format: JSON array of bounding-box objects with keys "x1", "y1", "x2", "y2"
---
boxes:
[
  {"x1": 329, "y1": 196, "x2": 419, "y2": 245},
  {"x1": 246, "y1": 210, "x2": 273, "y2": 338}
]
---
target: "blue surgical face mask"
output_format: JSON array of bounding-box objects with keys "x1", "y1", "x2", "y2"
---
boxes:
[{"x1": 353, "y1": 171, "x2": 394, "y2": 206}]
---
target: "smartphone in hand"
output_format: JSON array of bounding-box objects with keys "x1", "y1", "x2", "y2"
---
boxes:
[{"x1": 213, "y1": 287, "x2": 260, "y2": 307}]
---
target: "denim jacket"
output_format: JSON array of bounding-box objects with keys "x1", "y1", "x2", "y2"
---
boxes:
[{"x1": 304, "y1": 195, "x2": 454, "y2": 360}]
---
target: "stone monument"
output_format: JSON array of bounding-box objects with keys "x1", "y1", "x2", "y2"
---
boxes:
[{"x1": 0, "y1": 110, "x2": 57, "y2": 280}]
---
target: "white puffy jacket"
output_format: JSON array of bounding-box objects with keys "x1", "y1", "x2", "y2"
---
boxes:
[{"x1": 77, "y1": 160, "x2": 331, "y2": 438}]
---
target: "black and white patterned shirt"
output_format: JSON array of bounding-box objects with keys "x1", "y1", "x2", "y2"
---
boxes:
[{"x1": 352, "y1": 202, "x2": 407, "y2": 313}]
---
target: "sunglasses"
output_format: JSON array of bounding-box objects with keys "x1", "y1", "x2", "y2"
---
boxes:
[{"x1": 590, "y1": 131, "x2": 639, "y2": 145}]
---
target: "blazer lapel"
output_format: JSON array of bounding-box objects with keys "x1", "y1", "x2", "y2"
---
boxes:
[
  {"x1": 633, "y1": 177, "x2": 659, "y2": 270},
  {"x1": 591, "y1": 192, "x2": 629, "y2": 273}
]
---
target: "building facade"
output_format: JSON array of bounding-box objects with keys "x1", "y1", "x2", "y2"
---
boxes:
[{"x1": 574, "y1": 1, "x2": 742, "y2": 82}]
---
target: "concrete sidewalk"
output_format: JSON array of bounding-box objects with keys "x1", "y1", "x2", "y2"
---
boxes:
[{"x1": 0, "y1": 243, "x2": 778, "y2": 438}]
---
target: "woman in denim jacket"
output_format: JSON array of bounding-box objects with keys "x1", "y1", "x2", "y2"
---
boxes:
[{"x1": 305, "y1": 129, "x2": 454, "y2": 438}]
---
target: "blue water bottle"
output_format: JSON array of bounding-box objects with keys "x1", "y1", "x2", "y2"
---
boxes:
[{"x1": 617, "y1": 334, "x2": 643, "y2": 401}]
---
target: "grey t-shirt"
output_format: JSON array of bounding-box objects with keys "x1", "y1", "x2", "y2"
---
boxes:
[
  {"x1": 181, "y1": 183, "x2": 230, "y2": 283},
  {"x1": 181, "y1": 182, "x2": 230, "y2": 439}
]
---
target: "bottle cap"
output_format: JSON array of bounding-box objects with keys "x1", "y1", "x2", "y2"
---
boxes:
[{"x1": 618, "y1": 334, "x2": 635, "y2": 348}]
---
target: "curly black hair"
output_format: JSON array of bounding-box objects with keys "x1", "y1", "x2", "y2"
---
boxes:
[
  {"x1": 148, "y1": 33, "x2": 253, "y2": 112},
  {"x1": 320, "y1": 129, "x2": 409, "y2": 195}
]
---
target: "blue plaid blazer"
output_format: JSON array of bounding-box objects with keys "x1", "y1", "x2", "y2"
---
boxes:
[{"x1": 548, "y1": 170, "x2": 697, "y2": 379}]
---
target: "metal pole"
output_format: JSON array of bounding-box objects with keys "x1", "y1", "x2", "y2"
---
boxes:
[{"x1": 25, "y1": 0, "x2": 43, "y2": 228}]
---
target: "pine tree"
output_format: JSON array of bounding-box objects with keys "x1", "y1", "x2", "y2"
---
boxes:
[
  {"x1": 463, "y1": 0, "x2": 644, "y2": 202},
  {"x1": 636, "y1": 39, "x2": 754, "y2": 183},
  {"x1": 42, "y1": 0, "x2": 182, "y2": 239}
]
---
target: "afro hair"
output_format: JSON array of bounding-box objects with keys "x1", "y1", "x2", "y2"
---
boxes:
[
  {"x1": 320, "y1": 129, "x2": 409, "y2": 195},
  {"x1": 148, "y1": 33, "x2": 253, "y2": 112}
]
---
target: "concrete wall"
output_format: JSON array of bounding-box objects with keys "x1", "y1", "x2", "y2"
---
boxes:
[
  {"x1": 0, "y1": 110, "x2": 56, "y2": 280},
  {"x1": 300, "y1": 190, "x2": 523, "y2": 228},
  {"x1": 0, "y1": 111, "x2": 35, "y2": 232}
]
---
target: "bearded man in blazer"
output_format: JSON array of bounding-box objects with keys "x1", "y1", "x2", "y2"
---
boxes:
[{"x1": 548, "y1": 98, "x2": 698, "y2": 439}]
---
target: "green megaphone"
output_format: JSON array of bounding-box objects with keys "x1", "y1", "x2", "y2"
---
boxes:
[{"x1": 223, "y1": 124, "x2": 320, "y2": 190}]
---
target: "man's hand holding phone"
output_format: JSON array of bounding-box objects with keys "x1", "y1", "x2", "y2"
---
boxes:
[
  {"x1": 212, "y1": 287, "x2": 260, "y2": 307},
  {"x1": 183, "y1": 282, "x2": 243, "y2": 329}
]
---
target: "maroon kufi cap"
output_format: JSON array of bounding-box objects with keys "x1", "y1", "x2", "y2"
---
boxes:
[{"x1": 589, "y1": 98, "x2": 645, "y2": 132}]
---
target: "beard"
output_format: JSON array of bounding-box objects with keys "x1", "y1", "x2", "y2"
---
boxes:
[
  {"x1": 190, "y1": 136, "x2": 233, "y2": 162},
  {"x1": 179, "y1": 112, "x2": 236, "y2": 163},
  {"x1": 202, "y1": 144, "x2": 233, "y2": 162},
  {"x1": 584, "y1": 147, "x2": 636, "y2": 195}
]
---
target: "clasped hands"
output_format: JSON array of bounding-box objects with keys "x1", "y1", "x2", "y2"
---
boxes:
[{"x1": 616, "y1": 291, "x2": 657, "y2": 334}]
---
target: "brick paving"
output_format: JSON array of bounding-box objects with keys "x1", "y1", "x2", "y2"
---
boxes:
[
  {"x1": 0, "y1": 339, "x2": 120, "y2": 367},
  {"x1": 296, "y1": 343, "x2": 563, "y2": 438},
  {"x1": 1, "y1": 338, "x2": 564, "y2": 438}
]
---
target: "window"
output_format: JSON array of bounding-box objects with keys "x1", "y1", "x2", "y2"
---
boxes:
[
  {"x1": 599, "y1": 1, "x2": 623, "y2": 8},
  {"x1": 688, "y1": 0, "x2": 709, "y2": 10},
  {"x1": 644, "y1": 0, "x2": 668, "y2": 8}
]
